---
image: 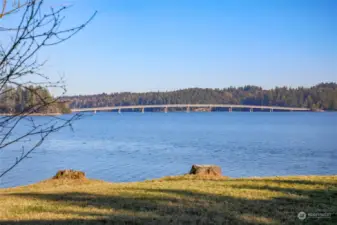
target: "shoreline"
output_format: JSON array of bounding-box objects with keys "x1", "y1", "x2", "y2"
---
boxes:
[{"x1": 1, "y1": 173, "x2": 336, "y2": 190}]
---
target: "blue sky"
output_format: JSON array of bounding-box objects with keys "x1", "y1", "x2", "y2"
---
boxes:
[{"x1": 37, "y1": 0, "x2": 337, "y2": 95}]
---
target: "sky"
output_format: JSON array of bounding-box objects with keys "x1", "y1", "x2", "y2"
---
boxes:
[{"x1": 5, "y1": 0, "x2": 337, "y2": 95}]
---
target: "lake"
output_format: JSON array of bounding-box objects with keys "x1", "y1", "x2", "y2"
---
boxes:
[{"x1": 0, "y1": 112, "x2": 336, "y2": 188}]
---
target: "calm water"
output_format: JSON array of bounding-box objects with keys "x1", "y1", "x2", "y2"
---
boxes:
[{"x1": 0, "y1": 112, "x2": 336, "y2": 187}]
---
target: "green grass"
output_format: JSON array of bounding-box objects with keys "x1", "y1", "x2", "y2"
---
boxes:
[{"x1": 0, "y1": 175, "x2": 336, "y2": 224}]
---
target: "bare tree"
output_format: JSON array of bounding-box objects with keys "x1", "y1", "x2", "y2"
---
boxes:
[{"x1": 0, "y1": 0, "x2": 96, "y2": 178}]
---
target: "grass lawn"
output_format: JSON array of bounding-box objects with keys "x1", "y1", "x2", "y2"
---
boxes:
[{"x1": 0, "y1": 175, "x2": 336, "y2": 224}]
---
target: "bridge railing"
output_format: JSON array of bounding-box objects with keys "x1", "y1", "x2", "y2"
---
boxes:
[{"x1": 71, "y1": 104, "x2": 310, "y2": 112}]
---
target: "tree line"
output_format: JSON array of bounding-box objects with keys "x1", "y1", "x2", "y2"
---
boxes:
[
  {"x1": 63, "y1": 82, "x2": 337, "y2": 111},
  {"x1": 0, "y1": 86, "x2": 71, "y2": 114}
]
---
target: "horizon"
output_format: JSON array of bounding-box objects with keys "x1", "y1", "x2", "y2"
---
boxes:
[
  {"x1": 61, "y1": 81, "x2": 336, "y2": 96},
  {"x1": 22, "y1": 0, "x2": 337, "y2": 95}
]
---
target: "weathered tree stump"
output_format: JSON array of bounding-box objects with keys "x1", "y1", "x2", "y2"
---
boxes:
[
  {"x1": 189, "y1": 164, "x2": 222, "y2": 176},
  {"x1": 53, "y1": 169, "x2": 86, "y2": 180}
]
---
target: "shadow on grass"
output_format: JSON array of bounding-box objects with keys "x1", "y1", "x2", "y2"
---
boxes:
[
  {"x1": 232, "y1": 178, "x2": 337, "y2": 186},
  {"x1": 1, "y1": 178, "x2": 336, "y2": 225}
]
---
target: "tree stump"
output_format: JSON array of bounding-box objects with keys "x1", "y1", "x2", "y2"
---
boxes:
[
  {"x1": 189, "y1": 164, "x2": 222, "y2": 176},
  {"x1": 53, "y1": 169, "x2": 86, "y2": 180}
]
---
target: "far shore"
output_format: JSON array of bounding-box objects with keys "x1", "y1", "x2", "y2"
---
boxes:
[{"x1": 0, "y1": 112, "x2": 63, "y2": 116}]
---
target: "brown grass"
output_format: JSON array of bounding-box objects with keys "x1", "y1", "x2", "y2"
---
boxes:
[{"x1": 0, "y1": 175, "x2": 336, "y2": 224}]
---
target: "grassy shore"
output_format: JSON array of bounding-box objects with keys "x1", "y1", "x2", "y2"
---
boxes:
[{"x1": 0, "y1": 175, "x2": 336, "y2": 225}]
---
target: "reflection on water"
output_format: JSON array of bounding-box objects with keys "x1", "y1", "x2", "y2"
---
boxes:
[{"x1": 1, "y1": 112, "x2": 336, "y2": 187}]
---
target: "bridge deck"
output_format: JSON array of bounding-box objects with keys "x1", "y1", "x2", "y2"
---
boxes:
[{"x1": 71, "y1": 104, "x2": 310, "y2": 112}]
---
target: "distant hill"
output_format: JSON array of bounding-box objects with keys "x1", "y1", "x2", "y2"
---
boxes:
[{"x1": 63, "y1": 83, "x2": 337, "y2": 111}]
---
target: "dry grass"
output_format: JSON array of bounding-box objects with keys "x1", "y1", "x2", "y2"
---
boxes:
[{"x1": 0, "y1": 175, "x2": 336, "y2": 224}]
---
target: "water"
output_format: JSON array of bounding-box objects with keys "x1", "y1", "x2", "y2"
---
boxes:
[{"x1": 0, "y1": 112, "x2": 336, "y2": 188}]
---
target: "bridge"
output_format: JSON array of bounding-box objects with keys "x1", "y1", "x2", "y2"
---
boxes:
[{"x1": 71, "y1": 104, "x2": 311, "y2": 113}]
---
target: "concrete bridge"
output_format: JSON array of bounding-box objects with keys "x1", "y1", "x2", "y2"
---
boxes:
[{"x1": 71, "y1": 104, "x2": 310, "y2": 113}]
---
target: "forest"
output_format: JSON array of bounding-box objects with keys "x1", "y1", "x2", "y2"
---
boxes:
[
  {"x1": 0, "y1": 86, "x2": 71, "y2": 114},
  {"x1": 63, "y1": 82, "x2": 337, "y2": 111}
]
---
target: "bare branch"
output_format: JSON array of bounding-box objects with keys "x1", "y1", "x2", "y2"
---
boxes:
[{"x1": 0, "y1": 0, "x2": 31, "y2": 18}]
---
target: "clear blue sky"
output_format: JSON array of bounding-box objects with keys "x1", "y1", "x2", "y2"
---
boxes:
[{"x1": 40, "y1": 0, "x2": 337, "y2": 95}]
